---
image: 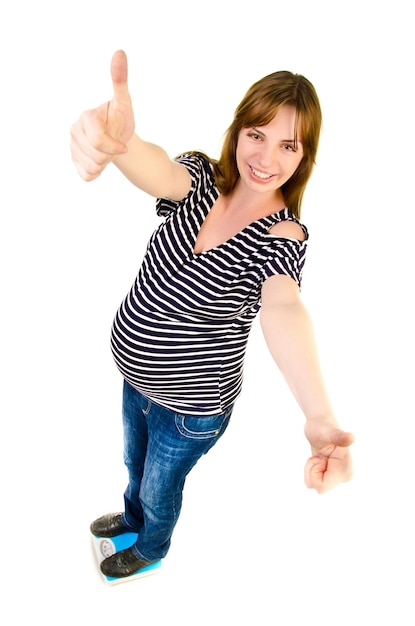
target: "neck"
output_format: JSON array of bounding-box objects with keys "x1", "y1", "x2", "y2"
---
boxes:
[{"x1": 226, "y1": 182, "x2": 286, "y2": 217}]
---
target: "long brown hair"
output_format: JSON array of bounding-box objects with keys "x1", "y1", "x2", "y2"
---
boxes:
[{"x1": 212, "y1": 71, "x2": 322, "y2": 218}]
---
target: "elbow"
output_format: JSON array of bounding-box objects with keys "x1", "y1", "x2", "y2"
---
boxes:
[{"x1": 259, "y1": 304, "x2": 279, "y2": 343}]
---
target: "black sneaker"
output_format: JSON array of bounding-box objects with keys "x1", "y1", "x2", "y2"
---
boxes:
[
  {"x1": 90, "y1": 512, "x2": 129, "y2": 537},
  {"x1": 100, "y1": 547, "x2": 159, "y2": 578}
]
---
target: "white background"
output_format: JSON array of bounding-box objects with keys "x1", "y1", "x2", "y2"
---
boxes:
[{"x1": 1, "y1": 1, "x2": 414, "y2": 624}]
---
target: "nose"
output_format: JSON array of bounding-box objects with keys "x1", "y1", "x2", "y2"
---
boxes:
[{"x1": 257, "y1": 143, "x2": 277, "y2": 170}]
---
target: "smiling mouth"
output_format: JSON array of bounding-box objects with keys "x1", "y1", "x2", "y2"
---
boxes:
[{"x1": 249, "y1": 165, "x2": 274, "y2": 180}]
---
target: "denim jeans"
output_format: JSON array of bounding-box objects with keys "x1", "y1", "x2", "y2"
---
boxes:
[{"x1": 120, "y1": 380, "x2": 233, "y2": 561}]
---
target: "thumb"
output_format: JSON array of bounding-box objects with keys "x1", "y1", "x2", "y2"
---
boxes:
[
  {"x1": 110, "y1": 49, "x2": 130, "y2": 103},
  {"x1": 331, "y1": 429, "x2": 355, "y2": 448}
]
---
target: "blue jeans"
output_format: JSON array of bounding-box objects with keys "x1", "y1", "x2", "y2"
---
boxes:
[{"x1": 120, "y1": 381, "x2": 233, "y2": 561}]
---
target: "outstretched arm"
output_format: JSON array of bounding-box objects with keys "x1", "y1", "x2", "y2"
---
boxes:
[
  {"x1": 70, "y1": 50, "x2": 191, "y2": 200},
  {"x1": 260, "y1": 271, "x2": 354, "y2": 494}
]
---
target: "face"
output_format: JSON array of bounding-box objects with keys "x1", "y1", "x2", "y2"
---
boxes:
[{"x1": 235, "y1": 105, "x2": 304, "y2": 198}]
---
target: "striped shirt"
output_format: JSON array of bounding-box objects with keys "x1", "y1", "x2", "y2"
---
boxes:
[{"x1": 110, "y1": 153, "x2": 308, "y2": 415}]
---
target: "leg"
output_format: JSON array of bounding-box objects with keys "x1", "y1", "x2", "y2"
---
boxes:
[
  {"x1": 121, "y1": 380, "x2": 151, "y2": 531},
  {"x1": 132, "y1": 397, "x2": 233, "y2": 562},
  {"x1": 90, "y1": 380, "x2": 149, "y2": 538},
  {"x1": 99, "y1": 382, "x2": 233, "y2": 577}
]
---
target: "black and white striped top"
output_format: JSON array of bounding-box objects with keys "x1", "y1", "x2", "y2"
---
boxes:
[{"x1": 110, "y1": 153, "x2": 308, "y2": 415}]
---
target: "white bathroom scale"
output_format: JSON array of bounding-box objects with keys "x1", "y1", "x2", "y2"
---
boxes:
[{"x1": 91, "y1": 531, "x2": 162, "y2": 585}]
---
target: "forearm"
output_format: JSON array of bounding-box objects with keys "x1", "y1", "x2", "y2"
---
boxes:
[
  {"x1": 113, "y1": 134, "x2": 191, "y2": 200},
  {"x1": 260, "y1": 301, "x2": 336, "y2": 423}
]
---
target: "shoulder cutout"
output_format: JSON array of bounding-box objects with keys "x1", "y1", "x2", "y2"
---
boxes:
[{"x1": 268, "y1": 220, "x2": 306, "y2": 242}]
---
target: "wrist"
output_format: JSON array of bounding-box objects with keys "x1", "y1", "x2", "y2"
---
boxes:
[{"x1": 304, "y1": 411, "x2": 338, "y2": 427}]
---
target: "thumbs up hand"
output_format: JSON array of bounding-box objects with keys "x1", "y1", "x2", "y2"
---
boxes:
[{"x1": 70, "y1": 50, "x2": 135, "y2": 181}]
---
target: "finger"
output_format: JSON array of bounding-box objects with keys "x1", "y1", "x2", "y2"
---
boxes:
[
  {"x1": 73, "y1": 106, "x2": 127, "y2": 156},
  {"x1": 70, "y1": 117, "x2": 120, "y2": 181},
  {"x1": 304, "y1": 457, "x2": 327, "y2": 493},
  {"x1": 111, "y1": 49, "x2": 130, "y2": 104},
  {"x1": 72, "y1": 159, "x2": 103, "y2": 182},
  {"x1": 304, "y1": 451, "x2": 354, "y2": 494},
  {"x1": 71, "y1": 143, "x2": 111, "y2": 181},
  {"x1": 304, "y1": 459, "x2": 342, "y2": 494}
]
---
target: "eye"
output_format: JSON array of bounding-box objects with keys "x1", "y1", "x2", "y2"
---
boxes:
[
  {"x1": 282, "y1": 143, "x2": 296, "y2": 152},
  {"x1": 247, "y1": 131, "x2": 263, "y2": 141}
]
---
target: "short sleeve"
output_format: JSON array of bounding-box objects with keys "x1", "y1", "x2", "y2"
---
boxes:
[
  {"x1": 261, "y1": 236, "x2": 308, "y2": 287},
  {"x1": 155, "y1": 153, "x2": 214, "y2": 217}
]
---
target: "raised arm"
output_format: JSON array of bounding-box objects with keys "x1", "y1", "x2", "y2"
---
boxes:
[
  {"x1": 70, "y1": 50, "x2": 191, "y2": 201},
  {"x1": 260, "y1": 269, "x2": 354, "y2": 494}
]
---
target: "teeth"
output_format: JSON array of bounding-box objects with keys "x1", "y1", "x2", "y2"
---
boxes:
[{"x1": 251, "y1": 166, "x2": 272, "y2": 179}]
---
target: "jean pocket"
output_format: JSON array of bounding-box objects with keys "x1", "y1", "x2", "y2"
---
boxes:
[{"x1": 174, "y1": 407, "x2": 233, "y2": 441}]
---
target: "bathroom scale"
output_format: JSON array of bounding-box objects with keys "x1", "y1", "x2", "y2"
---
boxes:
[{"x1": 91, "y1": 531, "x2": 162, "y2": 585}]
